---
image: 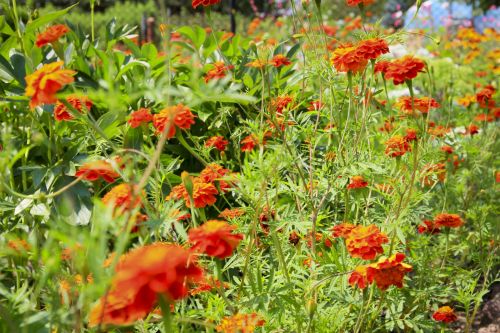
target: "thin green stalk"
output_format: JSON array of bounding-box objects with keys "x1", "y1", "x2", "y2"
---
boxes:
[{"x1": 158, "y1": 295, "x2": 174, "y2": 333}]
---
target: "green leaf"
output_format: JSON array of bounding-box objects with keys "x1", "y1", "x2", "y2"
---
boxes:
[{"x1": 25, "y1": 3, "x2": 79, "y2": 34}]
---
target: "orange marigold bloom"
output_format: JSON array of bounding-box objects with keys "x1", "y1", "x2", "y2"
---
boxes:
[
  {"x1": 53, "y1": 95, "x2": 93, "y2": 121},
  {"x1": 384, "y1": 56, "x2": 425, "y2": 85},
  {"x1": 216, "y1": 313, "x2": 265, "y2": 333},
  {"x1": 457, "y1": 95, "x2": 476, "y2": 107},
  {"x1": 432, "y1": 306, "x2": 457, "y2": 323},
  {"x1": 241, "y1": 134, "x2": 259, "y2": 152},
  {"x1": 25, "y1": 61, "x2": 76, "y2": 108},
  {"x1": 190, "y1": 277, "x2": 229, "y2": 296},
  {"x1": 205, "y1": 136, "x2": 229, "y2": 151},
  {"x1": 467, "y1": 124, "x2": 479, "y2": 136},
  {"x1": 128, "y1": 108, "x2": 153, "y2": 128},
  {"x1": 7, "y1": 239, "x2": 31, "y2": 253},
  {"x1": 204, "y1": 61, "x2": 233, "y2": 83},
  {"x1": 385, "y1": 135, "x2": 411, "y2": 157},
  {"x1": 192, "y1": 0, "x2": 221, "y2": 9},
  {"x1": 89, "y1": 243, "x2": 203, "y2": 327},
  {"x1": 348, "y1": 265, "x2": 370, "y2": 289},
  {"x1": 308, "y1": 100, "x2": 324, "y2": 111},
  {"x1": 347, "y1": 175, "x2": 368, "y2": 189},
  {"x1": 332, "y1": 222, "x2": 356, "y2": 238},
  {"x1": 440, "y1": 145, "x2": 454, "y2": 154},
  {"x1": 396, "y1": 96, "x2": 440, "y2": 115},
  {"x1": 200, "y1": 163, "x2": 234, "y2": 193},
  {"x1": 272, "y1": 95, "x2": 294, "y2": 114},
  {"x1": 36, "y1": 24, "x2": 70, "y2": 48},
  {"x1": 421, "y1": 163, "x2": 446, "y2": 186},
  {"x1": 417, "y1": 219, "x2": 440, "y2": 234},
  {"x1": 102, "y1": 183, "x2": 142, "y2": 212},
  {"x1": 346, "y1": 0, "x2": 374, "y2": 6},
  {"x1": 345, "y1": 225, "x2": 388, "y2": 260},
  {"x1": 331, "y1": 44, "x2": 368, "y2": 73},
  {"x1": 428, "y1": 125, "x2": 450, "y2": 138},
  {"x1": 167, "y1": 177, "x2": 219, "y2": 208},
  {"x1": 153, "y1": 104, "x2": 196, "y2": 137},
  {"x1": 476, "y1": 85, "x2": 496, "y2": 109},
  {"x1": 356, "y1": 38, "x2": 389, "y2": 60},
  {"x1": 433, "y1": 213, "x2": 464, "y2": 228},
  {"x1": 405, "y1": 128, "x2": 418, "y2": 142},
  {"x1": 75, "y1": 160, "x2": 120, "y2": 183},
  {"x1": 374, "y1": 60, "x2": 391, "y2": 76},
  {"x1": 188, "y1": 220, "x2": 243, "y2": 259},
  {"x1": 219, "y1": 208, "x2": 245, "y2": 219},
  {"x1": 366, "y1": 253, "x2": 412, "y2": 291},
  {"x1": 270, "y1": 54, "x2": 292, "y2": 67},
  {"x1": 245, "y1": 59, "x2": 268, "y2": 69}
]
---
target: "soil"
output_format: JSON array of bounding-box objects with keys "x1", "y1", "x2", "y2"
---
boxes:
[{"x1": 454, "y1": 283, "x2": 500, "y2": 333}]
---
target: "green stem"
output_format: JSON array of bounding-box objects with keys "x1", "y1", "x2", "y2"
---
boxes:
[
  {"x1": 158, "y1": 295, "x2": 174, "y2": 333},
  {"x1": 176, "y1": 132, "x2": 209, "y2": 166}
]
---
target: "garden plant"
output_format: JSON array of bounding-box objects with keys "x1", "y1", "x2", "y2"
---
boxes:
[{"x1": 0, "y1": 0, "x2": 498, "y2": 332}]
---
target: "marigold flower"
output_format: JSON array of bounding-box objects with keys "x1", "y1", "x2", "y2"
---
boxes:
[
  {"x1": 421, "y1": 163, "x2": 446, "y2": 186},
  {"x1": 476, "y1": 85, "x2": 496, "y2": 109},
  {"x1": 89, "y1": 243, "x2": 203, "y2": 326},
  {"x1": 331, "y1": 44, "x2": 368, "y2": 73},
  {"x1": 219, "y1": 208, "x2": 245, "y2": 219},
  {"x1": 308, "y1": 100, "x2": 324, "y2": 111},
  {"x1": 167, "y1": 177, "x2": 219, "y2": 208},
  {"x1": 190, "y1": 277, "x2": 228, "y2": 296},
  {"x1": 289, "y1": 231, "x2": 301, "y2": 245},
  {"x1": 153, "y1": 104, "x2": 196, "y2": 137},
  {"x1": 346, "y1": 0, "x2": 374, "y2": 6},
  {"x1": 385, "y1": 135, "x2": 411, "y2": 157},
  {"x1": 432, "y1": 306, "x2": 457, "y2": 323},
  {"x1": 332, "y1": 222, "x2": 356, "y2": 238},
  {"x1": 7, "y1": 239, "x2": 31, "y2": 253},
  {"x1": 345, "y1": 225, "x2": 388, "y2": 260},
  {"x1": 205, "y1": 136, "x2": 229, "y2": 151},
  {"x1": 404, "y1": 128, "x2": 418, "y2": 142},
  {"x1": 25, "y1": 61, "x2": 76, "y2": 108},
  {"x1": 347, "y1": 175, "x2": 368, "y2": 189},
  {"x1": 433, "y1": 213, "x2": 464, "y2": 228},
  {"x1": 428, "y1": 125, "x2": 450, "y2": 138},
  {"x1": 374, "y1": 60, "x2": 391, "y2": 76},
  {"x1": 270, "y1": 54, "x2": 292, "y2": 67},
  {"x1": 216, "y1": 313, "x2": 265, "y2": 333},
  {"x1": 102, "y1": 183, "x2": 142, "y2": 212},
  {"x1": 204, "y1": 61, "x2": 233, "y2": 83},
  {"x1": 200, "y1": 163, "x2": 234, "y2": 193},
  {"x1": 356, "y1": 38, "x2": 389, "y2": 60},
  {"x1": 245, "y1": 59, "x2": 268, "y2": 69},
  {"x1": 192, "y1": 0, "x2": 221, "y2": 9},
  {"x1": 417, "y1": 219, "x2": 440, "y2": 234},
  {"x1": 384, "y1": 56, "x2": 425, "y2": 85},
  {"x1": 188, "y1": 220, "x2": 243, "y2": 259},
  {"x1": 128, "y1": 108, "x2": 153, "y2": 128},
  {"x1": 348, "y1": 265, "x2": 370, "y2": 289},
  {"x1": 440, "y1": 145, "x2": 454, "y2": 154},
  {"x1": 466, "y1": 124, "x2": 479, "y2": 136},
  {"x1": 272, "y1": 95, "x2": 294, "y2": 114},
  {"x1": 366, "y1": 253, "x2": 412, "y2": 291},
  {"x1": 53, "y1": 95, "x2": 93, "y2": 121},
  {"x1": 75, "y1": 159, "x2": 120, "y2": 183},
  {"x1": 36, "y1": 24, "x2": 70, "y2": 47},
  {"x1": 457, "y1": 95, "x2": 476, "y2": 107},
  {"x1": 240, "y1": 134, "x2": 259, "y2": 152},
  {"x1": 396, "y1": 96, "x2": 440, "y2": 115}
]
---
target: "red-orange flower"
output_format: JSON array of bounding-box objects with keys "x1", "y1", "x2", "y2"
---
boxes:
[
  {"x1": 346, "y1": 0, "x2": 374, "y2": 6},
  {"x1": 270, "y1": 54, "x2": 292, "y2": 67},
  {"x1": 89, "y1": 243, "x2": 203, "y2": 326},
  {"x1": 54, "y1": 95, "x2": 93, "y2": 121},
  {"x1": 331, "y1": 44, "x2": 368, "y2": 73},
  {"x1": 348, "y1": 265, "x2": 370, "y2": 289},
  {"x1": 102, "y1": 183, "x2": 142, "y2": 212},
  {"x1": 272, "y1": 95, "x2": 294, "y2": 114},
  {"x1": 205, "y1": 136, "x2": 229, "y2": 151},
  {"x1": 374, "y1": 60, "x2": 391, "y2": 76},
  {"x1": 192, "y1": 0, "x2": 221, "y2": 9},
  {"x1": 356, "y1": 38, "x2": 389, "y2": 60},
  {"x1": 433, "y1": 213, "x2": 464, "y2": 228},
  {"x1": 200, "y1": 163, "x2": 234, "y2": 193},
  {"x1": 167, "y1": 177, "x2": 219, "y2": 208},
  {"x1": 432, "y1": 306, "x2": 457, "y2": 323},
  {"x1": 396, "y1": 96, "x2": 440, "y2": 114},
  {"x1": 385, "y1": 135, "x2": 411, "y2": 157},
  {"x1": 188, "y1": 220, "x2": 243, "y2": 258},
  {"x1": 241, "y1": 134, "x2": 258, "y2": 152},
  {"x1": 441, "y1": 145, "x2": 454, "y2": 154},
  {"x1": 25, "y1": 61, "x2": 76, "y2": 108},
  {"x1": 366, "y1": 253, "x2": 412, "y2": 290},
  {"x1": 128, "y1": 108, "x2": 153, "y2": 128},
  {"x1": 153, "y1": 104, "x2": 196, "y2": 137},
  {"x1": 204, "y1": 61, "x2": 233, "y2": 83},
  {"x1": 332, "y1": 222, "x2": 356, "y2": 238},
  {"x1": 36, "y1": 24, "x2": 70, "y2": 48},
  {"x1": 245, "y1": 59, "x2": 267, "y2": 69},
  {"x1": 308, "y1": 100, "x2": 324, "y2": 111},
  {"x1": 417, "y1": 219, "x2": 440, "y2": 234},
  {"x1": 421, "y1": 163, "x2": 446, "y2": 186},
  {"x1": 467, "y1": 124, "x2": 479, "y2": 136},
  {"x1": 216, "y1": 313, "x2": 265, "y2": 333},
  {"x1": 476, "y1": 85, "x2": 496, "y2": 109},
  {"x1": 405, "y1": 128, "x2": 418, "y2": 142},
  {"x1": 347, "y1": 175, "x2": 368, "y2": 189},
  {"x1": 345, "y1": 225, "x2": 388, "y2": 260},
  {"x1": 75, "y1": 160, "x2": 120, "y2": 183},
  {"x1": 384, "y1": 56, "x2": 425, "y2": 85},
  {"x1": 219, "y1": 208, "x2": 245, "y2": 219}
]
